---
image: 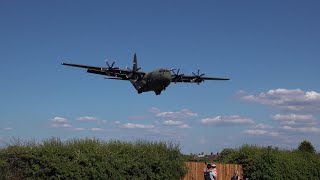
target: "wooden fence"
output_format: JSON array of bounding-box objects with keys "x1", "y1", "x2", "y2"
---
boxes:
[{"x1": 182, "y1": 162, "x2": 243, "y2": 180}]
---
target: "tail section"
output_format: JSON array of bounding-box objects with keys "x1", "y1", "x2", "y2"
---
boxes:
[
  {"x1": 130, "y1": 53, "x2": 144, "y2": 94},
  {"x1": 133, "y1": 53, "x2": 138, "y2": 71}
]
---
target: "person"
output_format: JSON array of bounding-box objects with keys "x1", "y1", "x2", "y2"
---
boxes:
[
  {"x1": 231, "y1": 170, "x2": 240, "y2": 180},
  {"x1": 204, "y1": 163, "x2": 217, "y2": 180},
  {"x1": 211, "y1": 164, "x2": 217, "y2": 178}
]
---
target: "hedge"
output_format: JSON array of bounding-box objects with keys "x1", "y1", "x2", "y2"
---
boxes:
[
  {"x1": 0, "y1": 138, "x2": 187, "y2": 179},
  {"x1": 220, "y1": 145, "x2": 320, "y2": 180}
]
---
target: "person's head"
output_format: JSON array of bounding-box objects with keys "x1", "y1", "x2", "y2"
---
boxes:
[
  {"x1": 234, "y1": 170, "x2": 239, "y2": 175},
  {"x1": 207, "y1": 164, "x2": 216, "y2": 169},
  {"x1": 211, "y1": 164, "x2": 216, "y2": 169}
]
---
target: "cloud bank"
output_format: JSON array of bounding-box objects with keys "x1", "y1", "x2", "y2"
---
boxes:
[
  {"x1": 201, "y1": 115, "x2": 254, "y2": 126},
  {"x1": 241, "y1": 89, "x2": 320, "y2": 112}
]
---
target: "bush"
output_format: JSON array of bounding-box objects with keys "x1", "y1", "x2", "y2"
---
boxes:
[
  {"x1": 220, "y1": 144, "x2": 320, "y2": 180},
  {"x1": 298, "y1": 140, "x2": 316, "y2": 154},
  {"x1": 0, "y1": 138, "x2": 187, "y2": 179}
]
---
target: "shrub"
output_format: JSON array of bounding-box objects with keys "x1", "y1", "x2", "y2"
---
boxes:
[
  {"x1": 0, "y1": 138, "x2": 187, "y2": 179},
  {"x1": 220, "y1": 144, "x2": 320, "y2": 180}
]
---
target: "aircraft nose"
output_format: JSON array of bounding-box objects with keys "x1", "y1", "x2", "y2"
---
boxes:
[{"x1": 163, "y1": 72, "x2": 172, "y2": 84}]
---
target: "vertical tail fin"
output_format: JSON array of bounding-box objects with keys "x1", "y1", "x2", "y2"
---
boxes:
[{"x1": 133, "y1": 53, "x2": 138, "y2": 71}]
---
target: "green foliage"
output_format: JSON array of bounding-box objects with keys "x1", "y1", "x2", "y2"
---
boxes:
[
  {"x1": 0, "y1": 138, "x2": 187, "y2": 179},
  {"x1": 298, "y1": 140, "x2": 316, "y2": 154},
  {"x1": 218, "y1": 148, "x2": 236, "y2": 162},
  {"x1": 220, "y1": 143, "x2": 320, "y2": 180}
]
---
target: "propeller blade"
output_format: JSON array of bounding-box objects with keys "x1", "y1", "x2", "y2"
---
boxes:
[
  {"x1": 111, "y1": 61, "x2": 116, "y2": 67},
  {"x1": 170, "y1": 68, "x2": 177, "y2": 72},
  {"x1": 106, "y1": 60, "x2": 110, "y2": 67}
]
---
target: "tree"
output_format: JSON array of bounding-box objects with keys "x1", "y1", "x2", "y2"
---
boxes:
[
  {"x1": 298, "y1": 140, "x2": 316, "y2": 154},
  {"x1": 219, "y1": 148, "x2": 236, "y2": 162}
]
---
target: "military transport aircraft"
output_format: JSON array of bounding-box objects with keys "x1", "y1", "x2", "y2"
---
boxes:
[{"x1": 62, "y1": 53, "x2": 229, "y2": 95}]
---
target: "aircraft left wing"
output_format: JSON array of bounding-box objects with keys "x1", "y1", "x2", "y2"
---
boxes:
[
  {"x1": 171, "y1": 69, "x2": 229, "y2": 84},
  {"x1": 173, "y1": 75, "x2": 229, "y2": 83},
  {"x1": 61, "y1": 62, "x2": 146, "y2": 80}
]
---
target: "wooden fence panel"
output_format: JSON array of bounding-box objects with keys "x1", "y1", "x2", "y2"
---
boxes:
[{"x1": 182, "y1": 162, "x2": 243, "y2": 180}]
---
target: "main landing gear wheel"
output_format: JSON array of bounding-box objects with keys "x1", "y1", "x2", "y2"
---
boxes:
[{"x1": 155, "y1": 90, "x2": 161, "y2": 95}]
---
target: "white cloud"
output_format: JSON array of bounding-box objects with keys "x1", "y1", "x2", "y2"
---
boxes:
[
  {"x1": 74, "y1": 128, "x2": 86, "y2": 131},
  {"x1": 77, "y1": 116, "x2": 99, "y2": 122},
  {"x1": 101, "y1": 120, "x2": 107, "y2": 124},
  {"x1": 271, "y1": 114, "x2": 318, "y2": 127},
  {"x1": 50, "y1": 117, "x2": 68, "y2": 123},
  {"x1": 280, "y1": 121, "x2": 297, "y2": 125},
  {"x1": 281, "y1": 126, "x2": 320, "y2": 134},
  {"x1": 154, "y1": 109, "x2": 198, "y2": 119},
  {"x1": 51, "y1": 123, "x2": 71, "y2": 128},
  {"x1": 254, "y1": 123, "x2": 273, "y2": 129},
  {"x1": 163, "y1": 120, "x2": 183, "y2": 126},
  {"x1": 49, "y1": 117, "x2": 71, "y2": 128},
  {"x1": 76, "y1": 116, "x2": 107, "y2": 125},
  {"x1": 72, "y1": 127, "x2": 105, "y2": 132},
  {"x1": 3, "y1": 127, "x2": 13, "y2": 131},
  {"x1": 244, "y1": 129, "x2": 279, "y2": 137},
  {"x1": 90, "y1": 128, "x2": 105, "y2": 132},
  {"x1": 120, "y1": 123, "x2": 155, "y2": 129},
  {"x1": 201, "y1": 115, "x2": 254, "y2": 126},
  {"x1": 240, "y1": 89, "x2": 320, "y2": 112},
  {"x1": 149, "y1": 107, "x2": 161, "y2": 114},
  {"x1": 178, "y1": 124, "x2": 190, "y2": 129},
  {"x1": 271, "y1": 114, "x2": 314, "y2": 121}
]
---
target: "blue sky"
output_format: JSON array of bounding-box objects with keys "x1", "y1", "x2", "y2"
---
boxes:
[{"x1": 1, "y1": 0, "x2": 320, "y2": 154}]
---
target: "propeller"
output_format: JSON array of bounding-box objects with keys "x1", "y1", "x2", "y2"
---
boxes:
[
  {"x1": 105, "y1": 60, "x2": 119, "y2": 71},
  {"x1": 170, "y1": 68, "x2": 184, "y2": 84},
  {"x1": 192, "y1": 68, "x2": 205, "y2": 85},
  {"x1": 126, "y1": 66, "x2": 142, "y2": 81}
]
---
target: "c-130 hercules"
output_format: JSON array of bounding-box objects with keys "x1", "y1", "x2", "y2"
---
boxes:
[{"x1": 62, "y1": 53, "x2": 229, "y2": 95}]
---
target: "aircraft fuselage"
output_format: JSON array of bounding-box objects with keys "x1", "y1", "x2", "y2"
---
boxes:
[{"x1": 132, "y1": 68, "x2": 172, "y2": 95}]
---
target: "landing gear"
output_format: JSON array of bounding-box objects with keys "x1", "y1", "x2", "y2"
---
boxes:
[{"x1": 155, "y1": 90, "x2": 162, "y2": 95}]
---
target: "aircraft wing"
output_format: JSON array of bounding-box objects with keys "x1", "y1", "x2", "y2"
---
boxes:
[
  {"x1": 61, "y1": 62, "x2": 146, "y2": 80},
  {"x1": 173, "y1": 75, "x2": 229, "y2": 83}
]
